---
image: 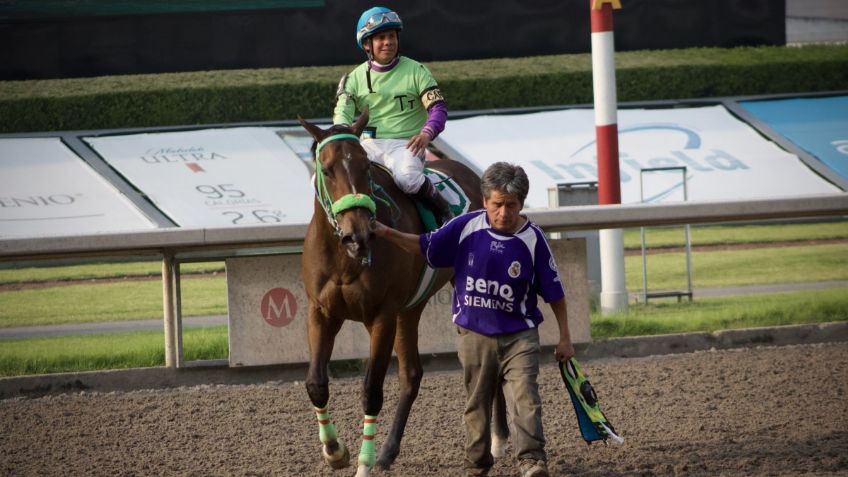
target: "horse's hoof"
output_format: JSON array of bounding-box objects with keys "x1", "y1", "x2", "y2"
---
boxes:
[
  {"x1": 491, "y1": 434, "x2": 508, "y2": 459},
  {"x1": 322, "y1": 441, "x2": 350, "y2": 469},
  {"x1": 355, "y1": 464, "x2": 371, "y2": 477}
]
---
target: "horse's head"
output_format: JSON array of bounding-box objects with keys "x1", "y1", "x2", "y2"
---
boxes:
[{"x1": 300, "y1": 111, "x2": 376, "y2": 264}]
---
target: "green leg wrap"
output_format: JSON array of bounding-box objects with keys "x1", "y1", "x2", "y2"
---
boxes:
[
  {"x1": 358, "y1": 415, "x2": 377, "y2": 468},
  {"x1": 314, "y1": 406, "x2": 338, "y2": 444}
]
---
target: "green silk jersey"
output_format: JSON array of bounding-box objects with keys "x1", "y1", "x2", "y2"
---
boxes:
[{"x1": 333, "y1": 56, "x2": 443, "y2": 140}]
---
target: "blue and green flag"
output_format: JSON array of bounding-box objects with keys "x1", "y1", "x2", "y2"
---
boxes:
[{"x1": 559, "y1": 357, "x2": 624, "y2": 445}]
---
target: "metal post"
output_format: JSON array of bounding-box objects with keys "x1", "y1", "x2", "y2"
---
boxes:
[
  {"x1": 683, "y1": 176, "x2": 693, "y2": 301},
  {"x1": 162, "y1": 253, "x2": 177, "y2": 368},
  {"x1": 173, "y1": 261, "x2": 185, "y2": 367},
  {"x1": 639, "y1": 166, "x2": 694, "y2": 303}
]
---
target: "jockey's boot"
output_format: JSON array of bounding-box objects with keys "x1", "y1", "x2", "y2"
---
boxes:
[{"x1": 414, "y1": 177, "x2": 453, "y2": 226}]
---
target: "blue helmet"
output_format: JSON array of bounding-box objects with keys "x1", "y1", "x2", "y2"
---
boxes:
[{"x1": 356, "y1": 7, "x2": 403, "y2": 50}]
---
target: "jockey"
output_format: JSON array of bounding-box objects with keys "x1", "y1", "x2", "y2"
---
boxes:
[{"x1": 333, "y1": 6, "x2": 453, "y2": 224}]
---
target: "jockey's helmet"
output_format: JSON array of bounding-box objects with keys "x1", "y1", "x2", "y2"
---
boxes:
[{"x1": 356, "y1": 7, "x2": 403, "y2": 50}]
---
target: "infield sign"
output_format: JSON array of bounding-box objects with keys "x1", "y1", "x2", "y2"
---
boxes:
[
  {"x1": 85, "y1": 127, "x2": 314, "y2": 227},
  {"x1": 0, "y1": 137, "x2": 156, "y2": 238}
]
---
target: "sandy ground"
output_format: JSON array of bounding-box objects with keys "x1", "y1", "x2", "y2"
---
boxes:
[{"x1": 1, "y1": 342, "x2": 847, "y2": 477}]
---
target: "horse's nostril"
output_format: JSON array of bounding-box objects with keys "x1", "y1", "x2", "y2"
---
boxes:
[{"x1": 340, "y1": 234, "x2": 354, "y2": 245}]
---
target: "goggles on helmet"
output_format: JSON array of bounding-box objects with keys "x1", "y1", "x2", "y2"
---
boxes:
[
  {"x1": 357, "y1": 11, "x2": 402, "y2": 44},
  {"x1": 361, "y1": 11, "x2": 400, "y2": 32}
]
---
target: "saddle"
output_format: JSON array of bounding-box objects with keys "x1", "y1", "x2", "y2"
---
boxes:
[
  {"x1": 371, "y1": 163, "x2": 470, "y2": 231},
  {"x1": 371, "y1": 163, "x2": 472, "y2": 308}
]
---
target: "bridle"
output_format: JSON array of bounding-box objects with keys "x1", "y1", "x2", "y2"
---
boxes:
[{"x1": 312, "y1": 133, "x2": 378, "y2": 234}]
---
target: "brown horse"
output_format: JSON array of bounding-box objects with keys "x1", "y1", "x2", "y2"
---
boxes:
[{"x1": 299, "y1": 111, "x2": 484, "y2": 475}]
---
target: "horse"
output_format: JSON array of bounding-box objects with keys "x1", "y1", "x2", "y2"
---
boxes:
[{"x1": 299, "y1": 110, "x2": 492, "y2": 476}]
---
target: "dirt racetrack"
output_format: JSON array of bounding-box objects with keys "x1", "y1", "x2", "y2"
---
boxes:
[{"x1": 2, "y1": 342, "x2": 847, "y2": 477}]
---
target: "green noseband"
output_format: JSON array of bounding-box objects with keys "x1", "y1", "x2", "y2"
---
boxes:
[
  {"x1": 314, "y1": 133, "x2": 377, "y2": 224},
  {"x1": 331, "y1": 193, "x2": 376, "y2": 215}
]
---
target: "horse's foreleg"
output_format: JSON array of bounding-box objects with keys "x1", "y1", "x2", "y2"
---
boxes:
[
  {"x1": 377, "y1": 313, "x2": 423, "y2": 470},
  {"x1": 356, "y1": 317, "x2": 396, "y2": 477},
  {"x1": 305, "y1": 308, "x2": 349, "y2": 469}
]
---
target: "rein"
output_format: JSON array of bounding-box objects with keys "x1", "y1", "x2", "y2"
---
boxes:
[{"x1": 313, "y1": 133, "x2": 378, "y2": 233}]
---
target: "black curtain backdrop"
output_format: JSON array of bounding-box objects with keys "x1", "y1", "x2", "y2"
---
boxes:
[{"x1": 0, "y1": 0, "x2": 786, "y2": 80}]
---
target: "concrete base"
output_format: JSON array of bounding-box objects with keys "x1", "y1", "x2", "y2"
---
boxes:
[
  {"x1": 600, "y1": 290, "x2": 630, "y2": 315},
  {"x1": 225, "y1": 238, "x2": 592, "y2": 367}
]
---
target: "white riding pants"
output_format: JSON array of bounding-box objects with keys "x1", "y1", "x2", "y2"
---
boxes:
[{"x1": 360, "y1": 138, "x2": 426, "y2": 195}]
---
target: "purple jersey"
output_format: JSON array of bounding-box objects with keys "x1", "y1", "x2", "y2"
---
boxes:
[{"x1": 419, "y1": 209, "x2": 565, "y2": 336}]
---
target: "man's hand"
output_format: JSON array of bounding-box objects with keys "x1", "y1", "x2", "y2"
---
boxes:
[
  {"x1": 406, "y1": 132, "x2": 432, "y2": 157},
  {"x1": 370, "y1": 220, "x2": 390, "y2": 238},
  {"x1": 371, "y1": 220, "x2": 424, "y2": 256},
  {"x1": 555, "y1": 338, "x2": 575, "y2": 363}
]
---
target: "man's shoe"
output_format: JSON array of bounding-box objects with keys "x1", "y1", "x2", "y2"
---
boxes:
[{"x1": 519, "y1": 459, "x2": 549, "y2": 477}]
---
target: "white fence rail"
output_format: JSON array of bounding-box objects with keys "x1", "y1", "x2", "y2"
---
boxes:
[{"x1": 2, "y1": 193, "x2": 846, "y2": 261}]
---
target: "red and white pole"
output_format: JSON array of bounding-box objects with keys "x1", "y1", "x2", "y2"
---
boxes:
[{"x1": 591, "y1": 0, "x2": 628, "y2": 314}]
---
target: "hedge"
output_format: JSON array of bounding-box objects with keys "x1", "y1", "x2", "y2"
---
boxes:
[{"x1": 0, "y1": 44, "x2": 846, "y2": 134}]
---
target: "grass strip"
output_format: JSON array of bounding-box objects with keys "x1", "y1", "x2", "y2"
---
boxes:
[
  {"x1": 1, "y1": 290, "x2": 846, "y2": 376},
  {"x1": 0, "y1": 326, "x2": 228, "y2": 377},
  {"x1": 626, "y1": 243, "x2": 848, "y2": 291},
  {"x1": 0, "y1": 277, "x2": 227, "y2": 327},
  {"x1": 591, "y1": 289, "x2": 848, "y2": 339},
  {"x1": 1, "y1": 243, "x2": 845, "y2": 328}
]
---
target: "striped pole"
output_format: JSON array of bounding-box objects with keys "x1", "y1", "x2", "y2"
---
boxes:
[{"x1": 590, "y1": 0, "x2": 629, "y2": 314}]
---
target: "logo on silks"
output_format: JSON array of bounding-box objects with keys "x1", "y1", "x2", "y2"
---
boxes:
[
  {"x1": 464, "y1": 276, "x2": 515, "y2": 312},
  {"x1": 529, "y1": 123, "x2": 751, "y2": 203},
  {"x1": 260, "y1": 288, "x2": 297, "y2": 327},
  {"x1": 508, "y1": 261, "x2": 521, "y2": 278},
  {"x1": 490, "y1": 241, "x2": 506, "y2": 254}
]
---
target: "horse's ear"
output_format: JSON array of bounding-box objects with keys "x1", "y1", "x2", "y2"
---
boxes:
[
  {"x1": 298, "y1": 116, "x2": 327, "y2": 142},
  {"x1": 352, "y1": 108, "x2": 370, "y2": 137}
]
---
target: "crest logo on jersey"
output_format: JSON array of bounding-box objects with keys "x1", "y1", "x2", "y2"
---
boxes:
[
  {"x1": 468, "y1": 253, "x2": 474, "y2": 267},
  {"x1": 490, "y1": 241, "x2": 505, "y2": 254},
  {"x1": 508, "y1": 261, "x2": 521, "y2": 278}
]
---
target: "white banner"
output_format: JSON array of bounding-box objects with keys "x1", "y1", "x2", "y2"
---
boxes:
[
  {"x1": 0, "y1": 138, "x2": 155, "y2": 238},
  {"x1": 85, "y1": 127, "x2": 314, "y2": 227},
  {"x1": 440, "y1": 106, "x2": 841, "y2": 208}
]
